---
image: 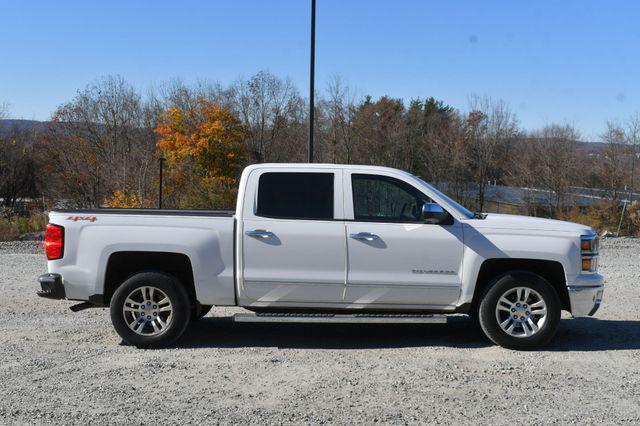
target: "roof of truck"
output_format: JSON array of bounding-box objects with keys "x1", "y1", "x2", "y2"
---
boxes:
[{"x1": 245, "y1": 163, "x2": 410, "y2": 174}]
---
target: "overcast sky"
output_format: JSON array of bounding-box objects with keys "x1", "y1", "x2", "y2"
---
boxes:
[{"x1": 1, "y1": 0, "x2": 639, "y2": 140}]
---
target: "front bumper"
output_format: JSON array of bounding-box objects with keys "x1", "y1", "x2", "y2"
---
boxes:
[
  {"x1": 568, "y1": 274, "x2": 604, "y2": 317},
  {"x1": 37, "y1": 273, "x2": 66, "y2": 300}
]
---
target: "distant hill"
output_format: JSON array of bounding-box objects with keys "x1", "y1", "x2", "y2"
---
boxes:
[
  {"x1": 577, "y1": 140, "x2": 607, "y2": 153},
  {"x1": 0, "y1": 119, "x2": 48, "y2": 135}
]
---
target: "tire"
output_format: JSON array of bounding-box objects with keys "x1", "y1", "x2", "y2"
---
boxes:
[
  {"x1": 191, "y1": 304, "x2": 212, "y2": 321},
  {"x1": 478, "y1": 271, "x2": 561, "y2": 350},
  {"x1": 110, "y1": 272, "x2": 192, "y2": 348}
]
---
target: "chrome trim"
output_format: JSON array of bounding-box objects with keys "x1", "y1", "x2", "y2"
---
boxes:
[
  {"x1": 568, "y1": 283, "x2": 604, "y2": 317},
  {"x1": 350, "y1": 232, "x2": 380, "y2": 241},
  {"x1": 245, "y1": 229, "x2": 274, "y2": 238},
  {"x1": 422, "y1": 203, "x2": 444, "y2": 214}
]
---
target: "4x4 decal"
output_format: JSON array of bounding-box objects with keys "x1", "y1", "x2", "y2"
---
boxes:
[{"x1": 66, "y1": 216, "x2": 97, "y2": 222}]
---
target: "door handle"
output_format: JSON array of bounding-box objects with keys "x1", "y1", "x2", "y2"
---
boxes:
[
  {"x1": 245, "y1": 229, "x2": 274, "y2": 238},
  {"x1": 350, "y1": 232, "x2": 380, "y2": 241}
]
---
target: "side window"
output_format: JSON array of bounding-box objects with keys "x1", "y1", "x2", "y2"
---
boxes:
[
  {"x1": 257, "y1": 172, "x2": 334, "y2": 220},
  {"x1": 352, "y1": 174, "x2": 431, "y2": 222}
]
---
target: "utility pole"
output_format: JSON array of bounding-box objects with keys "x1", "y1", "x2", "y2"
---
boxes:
[
  {"x1": 158, "y1": 157, "x2": 166, "y2": 209},
  {"x1": 308, "y1": 0, "x2": 316, "y2": 163}
]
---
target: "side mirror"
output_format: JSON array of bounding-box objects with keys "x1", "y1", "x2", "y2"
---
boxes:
[{"x1": 421, "y1": 203, "x2": 450, "y2": 225}]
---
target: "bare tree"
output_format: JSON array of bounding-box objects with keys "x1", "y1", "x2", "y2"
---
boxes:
[
  {"x1": 465, "y1": 96, "x2": 519, "y2": 211},
  {"x1": 318, "y1": 75, "x2": 358, "y2": 163},
  {"x1": 533, "y1": 124, "x2": 582, "y2": 214},
  {"x1": 625, "y1": 113, "x2": 640, "y2": 202},
  {"x1": 600, "y1": 122, "x2": 629, "y2": 201},
  {"x1": 44, "y1": 76, "x2": 157, "y2": 207},
  {"x1": 0, "y1": 126, "x2": 38, "y2": 209},
  {"x1": 230, "y1": 71, "x2": 305, "y2": 163}
]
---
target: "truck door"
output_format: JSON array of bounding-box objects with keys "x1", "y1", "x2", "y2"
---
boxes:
[
  {"x1": 238, "y1": 169, "x2": 346, "y2": 305},
  {"x1": 343, "y1": 172, "x2": 464, "y2": 307}
]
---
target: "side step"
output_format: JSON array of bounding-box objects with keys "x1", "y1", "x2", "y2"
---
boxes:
[{"x1": 233, "y1": 312, "x2": 447, "y2": 324}]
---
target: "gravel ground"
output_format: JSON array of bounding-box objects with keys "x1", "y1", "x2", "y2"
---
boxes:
[{"x1": 0, "y1": 239, "x2": 639, "y2": 424}]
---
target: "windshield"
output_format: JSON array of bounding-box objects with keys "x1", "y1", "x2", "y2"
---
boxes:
[{"x1": 409, "y1": 175, "x2": 476, "y2": 219}]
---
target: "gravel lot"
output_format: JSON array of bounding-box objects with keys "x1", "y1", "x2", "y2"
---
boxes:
[{"x1": 1, "y1": 239, "x2": 639, "y2": 424}]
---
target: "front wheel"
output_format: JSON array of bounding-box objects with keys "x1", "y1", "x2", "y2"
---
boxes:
[
  {"x1": 478, "y1": 272, "x2": 561, "y2": 350},
  {"x1": 110, "y1": 272, "x2": 192, "y2": 348}
]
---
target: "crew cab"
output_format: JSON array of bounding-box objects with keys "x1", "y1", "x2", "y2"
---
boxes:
[{"x1": 37, "y1": 164, "x2": 604, "y2": 349}]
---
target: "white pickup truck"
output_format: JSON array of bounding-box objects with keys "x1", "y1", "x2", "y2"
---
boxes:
[{"x1": 38, "y1": 163, "x2": 604, "y2": 350}]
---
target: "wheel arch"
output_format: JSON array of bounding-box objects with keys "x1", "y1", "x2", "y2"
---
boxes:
[
  {"x1": 470, "y1": 258, "x2": 570, "y2": 314},
  {"x1": 103, "y1": 251, "x2": 197, "y2": 306}
]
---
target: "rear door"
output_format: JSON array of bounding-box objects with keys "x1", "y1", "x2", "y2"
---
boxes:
[{"x1": 238, "y1": 168, "x2": 346, "y2": 305}]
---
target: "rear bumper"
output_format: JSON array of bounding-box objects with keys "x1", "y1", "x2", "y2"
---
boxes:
[
  {"x1": 568, "y1": 274, "x2": 604, "y2": 317},
  {"x1": 37, "y1": 273, "x2": 66, "y2": 300}
]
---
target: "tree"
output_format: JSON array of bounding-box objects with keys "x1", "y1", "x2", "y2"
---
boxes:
[
  {"x1": 406, "y1": 97, "x2": 464, "y2": 196},
  {"x1": 0, "y1": 126, "x2": 38, "y2": 209},
  {"x1": 600, "y1": 122, "x2": 629, "y2": 201},
  {"x1": 625, "y1": 113, "x2": 640, "y2": 202},
  {"x1": 44, "y1": 76, "x2": 157, "y2": 207},
  {"x1": 155, "y1": 97, "x2": 245, "y2": 209},
  {"x1": 465, "y1": 96, "x2": 519, "y2": 211},
  {"x1": 352, "y1": 96, "x2": 409, "y2": 169},
  {"x1": 0, "y1": 102, "x2": 8, "y2": 120},
  {"x1": 230, "y1": 71, "x2": 306, "y2": 163},
  {"x1": 317, "y1": 75, "x2": 358, "y2": 163},
  {"x1": 533, "y1": 124, "x2": 582, "y2": 214}
]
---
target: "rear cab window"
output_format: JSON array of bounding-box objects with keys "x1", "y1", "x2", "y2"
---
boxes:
[{"x1": 256, "y1": 172, "x2": 334, "y2": 220}]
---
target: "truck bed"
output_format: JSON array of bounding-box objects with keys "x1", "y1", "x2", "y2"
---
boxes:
[{"x1": 47, "y1": 208, "x2": 237, "y2": 306}]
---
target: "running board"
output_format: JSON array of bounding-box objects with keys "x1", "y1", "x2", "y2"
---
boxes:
[{"x1": 233, "y1": 312, "x2": 447, "y2": 324}]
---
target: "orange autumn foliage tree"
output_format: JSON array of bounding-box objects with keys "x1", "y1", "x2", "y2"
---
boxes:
[
  {"x1": 103, "y1": 190, "x2": 143, "y2": 208},
  {"x1": 155, "y1": 98, "x2": 246, "y2": 208}
]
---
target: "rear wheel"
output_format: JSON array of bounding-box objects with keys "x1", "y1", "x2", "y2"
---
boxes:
[
  {"x1": 110, "y1": 272, "x2": 191, "y2": 348},
  {"x1": 478, "y1": 272, "x2": 560, "y2": 350}
]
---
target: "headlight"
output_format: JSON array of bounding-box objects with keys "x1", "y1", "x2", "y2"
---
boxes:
[
  {"x1": 580, "y1": 235, "x2": 599, "y2": 273},
  {"x1": 581, "y1": 235, "x2": 599, "y2": 254},
  {"x1": 581, "y1": 256, "x2": 598, "y2": 273}
]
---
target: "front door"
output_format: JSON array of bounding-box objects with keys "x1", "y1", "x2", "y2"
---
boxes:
[
  {"x1": 344, "y1": 173, "x2": 464, "y2": 307},
  {"x1": 240, "y1": 170, "x2": 346, "y2": 305}
]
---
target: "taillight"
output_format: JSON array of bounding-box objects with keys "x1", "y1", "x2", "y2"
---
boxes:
[{"x1": 45, "y1": 224, "x2": 64, "y2": 260}]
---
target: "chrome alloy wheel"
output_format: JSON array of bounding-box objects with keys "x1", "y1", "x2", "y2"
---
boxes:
[
  {"x1": 122, "y1": 286, "x2": 173, "y2": 336},
  {"x1": 495, "y1": 286, "x2": 548, "y2": 338}
]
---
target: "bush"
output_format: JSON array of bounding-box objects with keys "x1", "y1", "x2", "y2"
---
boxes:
[
  {"x1": 559, "y1": 200, "x2": 639, "y2": 236},
  {"x1": 626, "y1": 202, "x2": 640, "y2": 236},
  {"x1": 0, "y1": 212, "x2": 47, "y2": 241},
  {"x1": 0, "y1": 219, "x2": 20, "y2": 241}
]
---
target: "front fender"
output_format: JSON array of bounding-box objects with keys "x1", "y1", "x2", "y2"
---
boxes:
[{"x1": 459, "y1": 225, "x2": 580, "y2": 305}]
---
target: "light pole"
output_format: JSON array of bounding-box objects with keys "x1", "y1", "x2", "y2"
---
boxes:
[{"x1": 308, "y1": 0, "x2": 316, "y2": 163}]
